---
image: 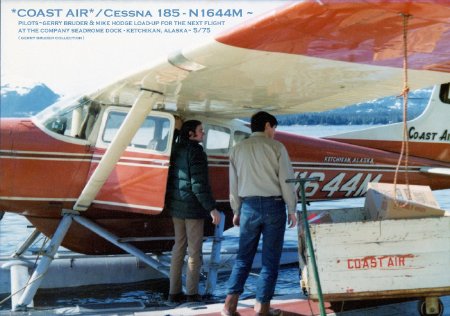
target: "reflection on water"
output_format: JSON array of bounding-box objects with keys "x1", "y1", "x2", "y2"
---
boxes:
[{"x1": 36, "y1": 279, "x2": 169, "y2": 310}]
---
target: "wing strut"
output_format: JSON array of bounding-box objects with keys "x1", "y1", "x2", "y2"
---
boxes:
[{"x1": 73, "y1": 89, "x2": 163, "y2": 211}]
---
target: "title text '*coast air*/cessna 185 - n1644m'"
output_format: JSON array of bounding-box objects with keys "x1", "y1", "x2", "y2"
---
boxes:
[{"x1": 1, "y1": 1, "x2": 450, "y2": 256}]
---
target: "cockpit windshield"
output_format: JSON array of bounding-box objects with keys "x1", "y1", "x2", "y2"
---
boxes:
[{"x1": 35, "y1": 96, "x2": 100, "y2": 139}]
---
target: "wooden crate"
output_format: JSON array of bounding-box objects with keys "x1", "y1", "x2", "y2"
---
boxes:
[{"x1": 304, "y1": 210, "x2": 450, "y2": 301}]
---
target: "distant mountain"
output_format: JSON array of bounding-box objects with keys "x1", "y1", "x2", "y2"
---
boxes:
[
  {"x1": 277, "y1": 88, "x2": 432, "y2": 125},
  {"x1": 0, "y1": 83, "x2": 60, "y2": 117}
]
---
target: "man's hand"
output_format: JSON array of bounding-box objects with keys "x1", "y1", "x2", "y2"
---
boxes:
[
  {"x1": 233, "y1": 214, "x2": 240, "y2": 227},
  {"x1": 210, "y1": 209, "x2": 221, "y2": 225},
  {"x1": 287, "y1": 213, "x2": 297, "y2": 228}
]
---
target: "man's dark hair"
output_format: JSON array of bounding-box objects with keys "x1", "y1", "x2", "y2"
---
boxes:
[
  {"x1": 250, "y1": 111, "x2": 278, "y2": 132},
  {"x1": 179, "y1": 120, "x2": 202, "y2": 141}
]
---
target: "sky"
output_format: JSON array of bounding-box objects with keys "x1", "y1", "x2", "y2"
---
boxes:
[{"x1": 1, "y1": 0, "x2": 286, "y2": 97}]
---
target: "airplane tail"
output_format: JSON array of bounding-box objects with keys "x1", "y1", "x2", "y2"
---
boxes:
[{"x1": 325, "y1": 83, "x2": 450, "y2": 165}]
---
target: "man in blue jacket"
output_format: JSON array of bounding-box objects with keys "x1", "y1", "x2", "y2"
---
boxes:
[{"x1": 166, "y1": 119, "x2": 221, "y2": 303}]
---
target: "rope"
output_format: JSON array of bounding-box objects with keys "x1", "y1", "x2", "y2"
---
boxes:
[{"x1": 393, "y1": 13, "x2": 412, "y2": 206}]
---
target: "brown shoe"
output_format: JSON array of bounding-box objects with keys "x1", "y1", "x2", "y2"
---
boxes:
[
  {"x1": 254, "y1": 308, "x2": 282, "y2": 316},
  {"x1": 186, "y1": 294, "x2": 202, "y2": 302},
  {"x1": 221, "y1": 310, "x2": 241, "y2": 316},
  {"x1": 168, "y1": 292, "x2": 186, "y2": 303},
  {"x1": 254, "y1": 301, "x2": 282, "y2": 316},
  {"x1": 222, "y1": 294, "x2": 240, "y2": 316}
]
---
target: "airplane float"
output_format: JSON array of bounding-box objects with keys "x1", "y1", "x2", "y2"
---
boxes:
[{"x1": 1, "y1": 1, "x2": 449, "y2": 258}]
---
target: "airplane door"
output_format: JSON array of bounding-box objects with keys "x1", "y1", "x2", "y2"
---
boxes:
[
  {"x1": 92, "y1": 108, "x2": 174, "y2": 215},
  {"x1": 203, "y1": 123, "x2": 233, "y2": 202}
]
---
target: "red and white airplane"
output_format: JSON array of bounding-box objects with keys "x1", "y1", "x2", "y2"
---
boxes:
[{"x1": 1, "y1": 1, "x2": 450, "y2": 256}]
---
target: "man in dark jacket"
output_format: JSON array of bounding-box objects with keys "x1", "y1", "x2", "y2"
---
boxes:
[{"x1": 166, "y1": 119, "x2": 221, "y2": 303}]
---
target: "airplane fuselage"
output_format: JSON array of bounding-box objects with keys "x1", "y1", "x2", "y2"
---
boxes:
[{"x1": 1, "y1": 99, "x2": 449, "y2": 254}]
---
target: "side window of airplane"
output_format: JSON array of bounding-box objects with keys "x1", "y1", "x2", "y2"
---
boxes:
[
  {"x1": 41, "y1": 97, "x2": 100, "y2": 139},
  {"x1": 203, "y1": 124, "x2": 231, "y2": 155},
  {"x1": 439, "y1": 83, "x2": 450, "y2": 104},
  {"x1": 100, "y1": 110, "x2": 171, "y2": 153}
]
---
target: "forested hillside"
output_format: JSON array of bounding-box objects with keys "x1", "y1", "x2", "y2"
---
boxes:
[{"x1": 277, "y1": 88, "x2": 432, "y2": 125}]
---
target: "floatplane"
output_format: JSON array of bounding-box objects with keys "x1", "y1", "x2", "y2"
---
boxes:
[{"x1": 1, "y1": 0, "x2": 450, "y2": 313}]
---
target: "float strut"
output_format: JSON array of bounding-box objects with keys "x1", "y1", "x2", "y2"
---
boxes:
[
  {"x1": 12, "y1": 229, "x2": 41, "y2": 258},
  {"x1": 14, "y1": 214, "x2": 73, "y2": 311},
  {"x1": 72, "y1": 215, "x2": 170, "y2": 275}
]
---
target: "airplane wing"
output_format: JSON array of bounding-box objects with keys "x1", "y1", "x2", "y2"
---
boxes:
[
  {"x1": 89, "y1": 0, "x2": 450, "y2": 118},
  {"x1": 74, "y1": 0, "x2": 450, "y2": 211}
]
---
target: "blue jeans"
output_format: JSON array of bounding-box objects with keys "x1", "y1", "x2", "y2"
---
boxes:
[{"x1": 226, "y1": 196, "x2": 286, "y2": 303}]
